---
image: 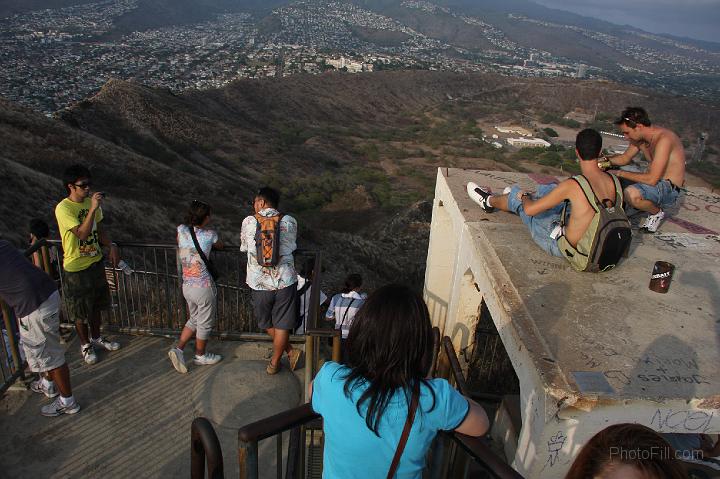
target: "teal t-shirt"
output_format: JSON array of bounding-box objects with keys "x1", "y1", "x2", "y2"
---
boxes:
[{"x1": 311, "y1": 362, "x2": 469, "y2": 479}]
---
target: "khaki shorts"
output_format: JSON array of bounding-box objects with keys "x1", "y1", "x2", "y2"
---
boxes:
[
  {"x1": 63, "y1": 260, "x2": 111, "y2": 324},
  {"x1": 19, "y1": 291, "x2": 66, "y2": 373}
]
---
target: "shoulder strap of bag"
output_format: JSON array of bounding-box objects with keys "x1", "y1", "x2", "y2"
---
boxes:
[
  {"x1": 574, "y1": 175, "x2": 603, "y2": 212},
  {"x1": 386, "y1": 381, "x2": 421, "y2": 479},
  {"x1": 187, "y1": 225, "x2": 213, "y2": 273},
  {"x1": 339, "y1": 297, "x2": 357, "y2": 330},
  {"x1": 297, "y1": 279, "x2": 312, "y2": 297},
  {"x1": 611, "y1": 173, "x2": 624, "y2": 207}
]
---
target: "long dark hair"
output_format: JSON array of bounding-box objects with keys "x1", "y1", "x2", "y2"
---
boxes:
[
  {"x1": 342, "y1": 284, "x2": 435, "y2": 436},
  {"x1": 565, "y1": 423, "x2": 687, "y2": 479},
  {"x1": 184, "y1": 200, "x2": 211, "y2": 227}
]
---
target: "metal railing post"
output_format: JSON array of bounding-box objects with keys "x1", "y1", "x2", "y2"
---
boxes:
[
  {"x1": 304, "y1": 335, "x2": 314, "y2": 403},
  {"x1": 276, "y1": 434, "x2": 283, "y2": 479},
  {"x1": 191, "y1": 417, "x2": 224, "y2": 479},
  {"x1": 285, "y1": 426, "x2": 301, "y2": 479},
  {"x1": 331, "y1": 333, "x2": 341, "y2": 363},
  {"x1": 40, "y1": 244, "x2": 52, "y2": 274},
  {"x1": 238, "y1": 440, "x2": 259, "y2": 479}
]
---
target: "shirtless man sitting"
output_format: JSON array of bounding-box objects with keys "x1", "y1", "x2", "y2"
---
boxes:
[
  {"x1": 607, "y1": 107, "x2": 686, "y2": 233},
  {"x1": 467, "y1": 129, "x2": 624, "y2": 271}
]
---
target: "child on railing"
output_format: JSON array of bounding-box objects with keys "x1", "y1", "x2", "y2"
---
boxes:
[
  {"x1": 310, "y1": 284, "x2": 490, "y2": 478},
  {"x1": 168, "y1": 200, "x2": 224, "y2": 373}
]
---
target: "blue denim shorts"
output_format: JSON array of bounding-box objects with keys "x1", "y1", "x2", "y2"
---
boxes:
[
  {"x1": 628, "y1": 180, "x2": 680, "y2": 210},
  {"x1": 507, "y1": 184, "x2": 564, "y2": 257}
]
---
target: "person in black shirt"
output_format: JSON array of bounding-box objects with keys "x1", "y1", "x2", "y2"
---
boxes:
[{"x1": 0, "y1": 240, "x2": 79, "y2": 416}]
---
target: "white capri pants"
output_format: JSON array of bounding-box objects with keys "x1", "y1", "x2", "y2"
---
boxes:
[{"x1": 182, "y1": 284, "x2": 217, "y2": 340}]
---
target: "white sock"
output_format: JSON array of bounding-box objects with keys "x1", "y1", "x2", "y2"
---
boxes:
[
  {"x1": 60, "y1": 395, "x2": 75, "y2": 406},
  {"x1": 487, "y1": 196, "x2": 493, "y2": 208},
  {"x1": 41, "y1": 377, "x2": 53, "y2": 388}
]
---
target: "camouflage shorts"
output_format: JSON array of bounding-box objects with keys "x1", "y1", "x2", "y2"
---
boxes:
[{"x1": 62, "y1": 260, "x2": 111, "y2": 324}]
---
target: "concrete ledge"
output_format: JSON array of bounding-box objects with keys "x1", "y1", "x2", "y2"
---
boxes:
[{"x1": 424, "y1": 168, "x2": 720, "y2": 478}]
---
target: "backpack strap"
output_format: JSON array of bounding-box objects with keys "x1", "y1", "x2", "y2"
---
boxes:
[
  {"x1": 611, "y1": 174, "x2": 624, "y2": 207},
  {"x1": 573, "y1": 175, "x2": 603, "y2": 213},
  {"x1": 186, "y1": 225, "x2": 214, "y2": 278},
  {"x1": 338, "y1": 297, "x2": 357, "y2": 332},
  {"x1": 254, "y1": 212, "x2": 284, "y2": 226},
  {"x1": 559, "y1": 176, "x2": 586, "y2": 229},
  {"x1": 386, "y1": 381, "x2": 420, "y2": 479}
]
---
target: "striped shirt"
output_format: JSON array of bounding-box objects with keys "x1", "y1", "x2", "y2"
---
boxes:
[{"x1": 325, "y1": 291, "x2": 367, "y2": 339}]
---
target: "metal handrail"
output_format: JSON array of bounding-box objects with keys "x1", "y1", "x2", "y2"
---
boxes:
[
  {"x1": 439, "y1": 336, "x2": 522, "y2": 478},
  {"x1": 447, "y1": 432, "x2": 525, "y2": 479},
  {"x1": 429, "y1": 326, "x2": 441, "y2": 377},
  {"x1": 235, "y1": 402, "x2": 524, "y2": 479},
  {"x1": 443, "y1": 335, "x2": 470, "y2": 396},
  {"x1": 191, "y1": 417, "x2": 224, "y2": 479},
  {"x1": 238, "y1": 403, "x2": 320, "y2": 479},
  {"x1": 238, "y1": 403, "x2": 319, "y2": 444}
]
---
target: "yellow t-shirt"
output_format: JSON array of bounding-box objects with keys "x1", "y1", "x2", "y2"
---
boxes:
[{"x1": 55, "y1": 198, "x2": 104, "y2": 272}]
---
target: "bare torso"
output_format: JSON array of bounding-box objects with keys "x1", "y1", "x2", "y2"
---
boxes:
[
  {"x1": 565, "y1": 173, "x2": 618, "y2": 247},
  {"x1": 641, "y1": 126, "x2": 686, "y2": 186}
]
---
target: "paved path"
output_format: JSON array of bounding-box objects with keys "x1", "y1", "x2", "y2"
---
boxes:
[{"x1": 1, "y1": 334, "x2": 304, "y2": 478}]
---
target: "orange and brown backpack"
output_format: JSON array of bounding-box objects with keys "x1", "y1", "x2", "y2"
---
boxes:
[{"x1": 254, "y1": 213, "x2": 283, "y2": 267}]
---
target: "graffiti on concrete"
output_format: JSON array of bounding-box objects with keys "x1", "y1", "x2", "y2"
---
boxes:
[
  {"x1": 650, "y1": 409, "x2": 715, "y2": 433},
  {"x1": 545, "y1": 431, "x2": 567, "y2": 468}
]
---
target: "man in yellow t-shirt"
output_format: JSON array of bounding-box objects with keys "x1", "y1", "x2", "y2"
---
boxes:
[{"x1": 55, "y1": 164, "x2": 123, "y2": 365}]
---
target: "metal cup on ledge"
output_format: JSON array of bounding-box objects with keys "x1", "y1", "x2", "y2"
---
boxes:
[{"x1": 649, "y1": 261, "x2": 674, "y2": 293}]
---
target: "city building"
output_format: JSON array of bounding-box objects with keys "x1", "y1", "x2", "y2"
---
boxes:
[{"x1": 506, "y1": 137, "x2": 550, "y2": 148}]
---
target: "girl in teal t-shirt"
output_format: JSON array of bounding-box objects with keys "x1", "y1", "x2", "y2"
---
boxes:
[{"x1": 311, "y1": 284, "x2": 489, "y2": 478}]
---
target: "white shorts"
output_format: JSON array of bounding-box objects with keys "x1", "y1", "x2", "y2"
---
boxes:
[
  {"x1": 19, "y1": 291, "x2": 66, "y2": 373},
  {"x1": 183, "y1": 284, "x2": 217, "y2": 340}
]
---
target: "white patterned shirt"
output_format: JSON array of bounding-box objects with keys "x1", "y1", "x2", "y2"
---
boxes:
[{"x1": 240, "y1": 208, "x2": 297, "y2": 291}]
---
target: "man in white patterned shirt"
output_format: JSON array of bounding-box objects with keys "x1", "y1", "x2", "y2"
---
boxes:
[{"x1": 240, "y1": 187, "x2": 302, "y2": 375}]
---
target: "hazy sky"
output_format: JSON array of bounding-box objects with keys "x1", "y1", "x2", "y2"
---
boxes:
[{"x1": 533, "y1": 0, "x2": 720, "y2": 44}]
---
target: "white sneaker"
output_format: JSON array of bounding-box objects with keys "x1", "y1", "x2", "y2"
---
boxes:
[
  {"x1": 466, "y1": 182, "x2": 494, "y2": 213},
  {"x1": 168, "y1": 348, "x2": 188, "y2": 374},
  {"x1": 30, "y1": 379, "x2": 59, "y2": 398},
  {"x1": 41, "y1": 396, "x2": 80, "y2": 417},
  {"x1": 643, "y1": 210, "x2": 665, "y2": 233},
  {"x1": 81, "y1": 344, "x2": 97, "y2": 365},
  {"x1": 193, "y1": 352, "x2": 222, "y2": 366},
  {"x1": 503, "y1": 186, "x2": 512, "y2": 195},
  {"x1": 92, "y1": 336, "x2": 120, "y2": 351}
]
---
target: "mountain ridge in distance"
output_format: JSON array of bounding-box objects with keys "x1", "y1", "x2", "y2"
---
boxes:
[{"x1": 3, "y1": 70, "x2": 719, "y2": 286}]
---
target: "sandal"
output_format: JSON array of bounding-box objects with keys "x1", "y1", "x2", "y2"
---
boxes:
[
  {"x1": 266, "y1": 361, "x2": 280, "y2": 375},
  {"x1": 288, "y1": 348, "x2": 304, "y2": 372}
]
